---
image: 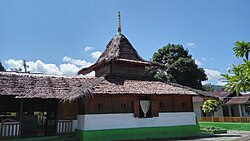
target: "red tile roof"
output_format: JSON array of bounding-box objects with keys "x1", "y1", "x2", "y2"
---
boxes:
[
  {"x1": 225, "y1": 96, "x2": 250, "y2": 105},
  {"x1": 209, "y1": 91, "x2": 231, "y2": 100}
]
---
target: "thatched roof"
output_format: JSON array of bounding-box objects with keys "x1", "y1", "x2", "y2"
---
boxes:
[
  {"x1": 66, "y1": 76, "x2": 199, "y2": 101},
  {"x1": 0, "y1": 72, "x2": 202, "y2": 101},
  {"x1": 78, "y1": 34, "x2": 164, "y2": 75},
  {"x1": 0, "y1": 72, "x2": 94, "y2": 99}
]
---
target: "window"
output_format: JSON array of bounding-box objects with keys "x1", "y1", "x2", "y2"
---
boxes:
[
  {"x1": 98, "y1": 104, "x2": 104, "y2": 109},
  {"x1": 133, "y1": 96, "x2": 159, "y2": 118},
  {"x1": 121, "y1": 104, "x2": 126, "y2": 109},
  {"x1": 139, "y1": 100, "x2": 151, "y2": 118},
  {"x1": 0, "y1": 112, "x2": 18, "y2": 121}
]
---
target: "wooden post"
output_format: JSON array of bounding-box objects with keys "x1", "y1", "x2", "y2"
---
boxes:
[
  {"x1": 54, "y1": 100, "x2": 59, "y2": 135},
  {"x1": 133, "y1": 101, "x2": 139, "y2": 117},
  {"x1": 19, "y1": 99, "x2": 23, "y2": 137}
]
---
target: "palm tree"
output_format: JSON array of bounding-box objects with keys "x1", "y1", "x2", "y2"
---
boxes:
[
  {"x1": 233, "y1": 41, "x2": 250, "y2": 60},
  {"x1": 222, "y1": 41, "x2": 250, "y2": 96}
]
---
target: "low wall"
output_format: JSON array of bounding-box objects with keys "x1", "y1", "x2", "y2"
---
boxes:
[{"x1": 76, "y1": 112, "x2": 200, "y2": 141}]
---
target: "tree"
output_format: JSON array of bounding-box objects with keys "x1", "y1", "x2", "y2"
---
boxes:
[
  {"x1": 149, "y1": 44, "x2": 207, "y2": 90},
  {"x1": 233, "y1": 41, "x2": 250, "y2": 60},
  {"x1": 222, "y1": 41, "x2": 250, "y2": 95},
  {"x1": 0, "y1": 61, "x2": 5, "y2": 71},
  {"x1": 202, "y1": 99, "x2": 222, "y2": 116},
  {"x1": 202, "y1": 84, "x2": 215, "y2": 91}
]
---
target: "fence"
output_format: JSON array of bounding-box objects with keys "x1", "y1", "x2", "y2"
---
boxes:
[
  {"x1": 198, "y1": 116, "x2": 250, "y2": 123},
  {"x1": 0, "y1": 119, "x2": 20, "y2": 138},
  {"x1": 56, "y1": 119, "x2": 73, "y2": 135}
]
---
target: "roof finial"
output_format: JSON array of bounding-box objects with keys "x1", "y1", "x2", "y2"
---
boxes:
[{"x1": 118, "y1": 11, "x2": 121, "y2": 33}]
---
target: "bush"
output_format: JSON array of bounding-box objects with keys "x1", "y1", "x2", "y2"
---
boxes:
[{"x1": 200, "y1": 126, "x2": 227, "y2": 134}]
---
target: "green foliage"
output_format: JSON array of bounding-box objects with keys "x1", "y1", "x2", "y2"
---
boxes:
[
  {"x1": 199, "y1": 122, "x2": 250, "y2": 131},
  {"x1": 202, "y1": 99, "x2": 222, "y2": 114},
  {"x1": 200, "y1": 126, "x2": 227, "y2": 135},
  {"x1": 0, "y1": 61, "x2": 5, "y2": 71},
  {"x1": 222, "y1": 60, "x2": 250, "y2": 95},
  {"x1": 233, "y1": 41, "x2": 250, "y2": 60},
  {"x1": 149, "y1": 44, "x2": 207, "y2": 90},
  {"x1": 202, "y1": 84, "x2": 215, "y2": 91},
  {"x1": 222, "y1": 41, "x2": 250, "y2": 96}
]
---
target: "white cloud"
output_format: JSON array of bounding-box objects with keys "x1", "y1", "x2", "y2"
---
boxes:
[
  {"x1": 83, "y1": 71, "x2": 95, "y2": 78},
  {"x1": 194, "y1": 59, "x2": 202, "y2": 66},
  {"x1": 204, "y1": 69, "x2": 221, "y2": 80},
  {"x1": 4, "y1": 59, "x2": 23, "y2": 71},
  {"x1": 63, "y1": 56, "x2": 92, "y2": 67},
  {"x1": 202, "y1": 58, "x2": 206, "y2": 61},
  {"x1": 59, "y1": 63, "x2": 81, "y2": 76},
  {"x1": 90, "y1": 51, "x2": 102, "y2": 59},
  {"x1": 84, "y1": 46, "x2": 94, "y2": 52},
  {"x1": 186, "y1": 42, "x2": 196, "y2": 48},
  {"x1": 4, "y1": 57, "x2": 95, "y2": 77},
  {"x1": 202, "y1": 69, "x2": 226, "y2": 86}
]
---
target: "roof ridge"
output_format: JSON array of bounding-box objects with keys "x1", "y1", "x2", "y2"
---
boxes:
[
  {"x1": 63, "y1": 76, "x2": 106, "y2": 102},
  {"x1": 0, "y1": 71, "x2": 96, "y2": 79}
]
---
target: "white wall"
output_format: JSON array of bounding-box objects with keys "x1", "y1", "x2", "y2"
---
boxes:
[
  {"x1": 77, "y1": 115, "x2": 85, "y2": 130},
  {"x1": 77, "y1": 112, "x2": 196, "y2": 131},
  {"x1": 193, "y1": 102, "x2": 224, "y2": 117},
  {"x1": 193, "y1": 102, "x2": 202, "y2": 117},
  {"x1": 72, "y1": 120, "x2": 77, "y2": 131},
  {"x1": 214, "y1": 106, "x2": 224, "y2": 116}
]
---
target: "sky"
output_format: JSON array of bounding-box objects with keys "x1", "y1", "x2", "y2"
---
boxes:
[{"x1": 0, "y1": 0, "x2": 250, "y2": 85}]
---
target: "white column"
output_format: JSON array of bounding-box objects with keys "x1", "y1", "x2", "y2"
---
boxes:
[
  {"x1": 238, "y1": 104, "x2": 243, "y2": 117},
  {"x1": 228, "y1": 105, "x2": 232, "y2": 117}
]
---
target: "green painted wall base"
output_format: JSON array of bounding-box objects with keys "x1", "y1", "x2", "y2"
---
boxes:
[{"x1": 76, "y1": 124, "x2": 201, "y2": 141}]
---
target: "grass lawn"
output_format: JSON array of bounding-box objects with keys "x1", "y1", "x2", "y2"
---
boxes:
[{"x1": 199, "y1": 122, "x2": 250, "y2": 131}]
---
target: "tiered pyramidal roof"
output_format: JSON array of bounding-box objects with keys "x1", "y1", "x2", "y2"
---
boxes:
[{"x1": 78, "y1": 12, "x2": 163, "y2": 76}]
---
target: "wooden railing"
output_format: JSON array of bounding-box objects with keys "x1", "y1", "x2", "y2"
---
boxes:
[
  {"x1": 0, "y1": 119, "x2": 20, "y2": 138},
  {"x1": 198, "y1": 116, "x2": 250, "y2": 123},
  {"x1": 57, "y1": 118, "x2": 73, "y2": 135}
]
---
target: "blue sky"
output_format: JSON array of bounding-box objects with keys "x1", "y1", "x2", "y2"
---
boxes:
[{"x1": 0, "y1": 0, "x2": 250, "y2": 85}]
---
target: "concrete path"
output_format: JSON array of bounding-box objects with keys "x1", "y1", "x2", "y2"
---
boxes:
[
  {"x1": 129, "y1": 130, "x2": 250, "y2": 141},
  {"x1": 173, "y1": 130, "x2": 250, "y2": 141}
]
